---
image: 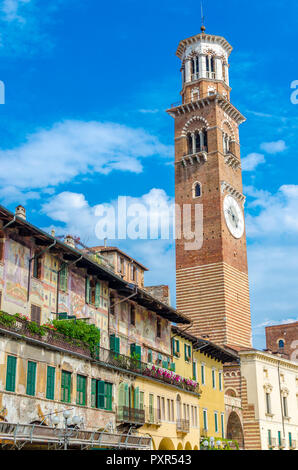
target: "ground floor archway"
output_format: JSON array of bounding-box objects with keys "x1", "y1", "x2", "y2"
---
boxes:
[
  {"x1": 185, "y1": 442, "x2": 192, "y2": 450},
  {"x1": 177, "y1": 443, "x2": 183, "y2": 450},
  {"x1": 158, "y1": 438, "x2": 175, "y2": 450},
  {"x1": 226, "y1": 411, "x2": 244, "y2": 448}
]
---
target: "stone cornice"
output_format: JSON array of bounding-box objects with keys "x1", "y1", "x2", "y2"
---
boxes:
[
  {"x1": 166, "y1": 94, "x2": 246, "y2": 126},
  {"x1": 238, "y1": 349, "x2": 298, "y2": 370},
  {"x1": 176, "y1": 33, "x2": 233, "y2": 59}
]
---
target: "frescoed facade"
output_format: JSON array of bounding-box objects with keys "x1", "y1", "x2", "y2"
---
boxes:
[{"x1": 0, "y1": 204, "x2": 203, "y2": 450}]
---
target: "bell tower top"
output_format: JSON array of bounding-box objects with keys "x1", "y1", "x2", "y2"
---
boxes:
[{"x1": 176, "y1": 31, "x2": 233, "y2": 103}]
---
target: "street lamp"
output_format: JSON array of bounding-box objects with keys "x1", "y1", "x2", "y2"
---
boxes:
[
  {"x1": 216, "y1": 440, "x2": 222, "y2": 449},
  {"x1": 202, "y1": 440, "x2": 209, "y2": 450},
  {"x1": 62, "y1": 410, "x2": 81, "y2": 450}
]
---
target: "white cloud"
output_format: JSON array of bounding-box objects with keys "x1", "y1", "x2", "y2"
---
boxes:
[
  {"x1": 138, "y1": 109, "x2": 160, "y2": 114},
  {"x1": 260, "y1": 140, "x2": 287, "y2": 154},
  {"x1": 246, "y1": 184, "x2": 298, "y2": 238},
  {"x1": 0, "y1": 120, "x2": 173, "y2": 203},
  {"x1": 242, "y1": 152, "x2": 265, "y2": 172},
  {"x1": 1, "y1": 0, "x2": 31, "y2": 22}
]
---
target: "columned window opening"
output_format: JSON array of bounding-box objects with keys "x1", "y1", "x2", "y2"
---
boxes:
[
  {"x1": 186, "y1": 129, "x2": 208, "y2": 155},
  {"x1": 206, "y1": 55, "x2": 215, "y2": 79},
  {"x1": 192, "y1": 182, "x2": 202, "y2": 199},
  {"x1": 191, "y1": 56, "x2": 200, "y2": 81}
]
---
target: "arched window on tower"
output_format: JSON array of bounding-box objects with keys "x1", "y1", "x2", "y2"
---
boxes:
[
  {"x1": 191, "y1": 56, "x2": 200, "y2": 81},
  {"x1": 193, "y1": 182, "x2": 202, "y2": 199},
  {"x1": 187, "y1": 133, "x2": 193, "y2": 155},
  {"x1": 206, "y1": 55, "x2": 216, "y2": 79},
  {"x1": 186, "y1": 129, "x2": 208, "y2": 155},
  {"x1": 278, "y1": 339, "x2": 285, "y2": 349}
]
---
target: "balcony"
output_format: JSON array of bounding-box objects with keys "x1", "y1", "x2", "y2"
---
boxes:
[
  {"x1": 206, "y1": 71, "x2": 216, "y2": 79},
  {"x1": 290, "y1": 440, "x2": 296, "y2": 450},
  {"x1": 279, "y1": 439, "x2": 286, "y2": 449},
  {"x1": 144, "y1": 407, "x2": 161, "y2": 426},
  {"x1": 268, "y1": 437, "x2": 277, "y2": 448},
  {"x1": 176, "y1": 420, "x2": 190, "y2": 434},
  {"x1": 117, "y1": 406, "x2": 145, "y2": 426}
]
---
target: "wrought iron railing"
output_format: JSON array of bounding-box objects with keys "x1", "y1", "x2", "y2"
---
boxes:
[
  {"x1": 144, "y1": 407, "x2": 161, "y2": 426},
  {"x1": 117, "y1": 406, "x2": 145, "y2": 425},
  {"x1": 176, "y1": 419, "x2": 190, "y2": 433}
]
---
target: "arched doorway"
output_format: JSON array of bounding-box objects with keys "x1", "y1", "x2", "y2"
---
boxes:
[
  {"x1": 226, "y1": 411, "x2": 244, "y2": 448},
  {"x1": 158, "y1": 438, "x2": 175, "y2": 450},
  {"x1": 185, "y1": 442, "x2": 192, "y2": 450},
  {"x1": 177, "y1": 443, "x2": 183, "y2": 450}
]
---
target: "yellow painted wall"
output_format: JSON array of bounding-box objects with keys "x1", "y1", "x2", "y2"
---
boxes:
[
  {"x1": 172, "y1": 333, "x2": 225, "y2": 440},
  {"x1": 136, "y1": 376, "x2": 200, "y2": 451}
]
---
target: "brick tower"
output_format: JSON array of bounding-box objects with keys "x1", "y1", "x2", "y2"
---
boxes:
[{"x1": 168, "y1": 27, "x2": 252, "y2": 348}]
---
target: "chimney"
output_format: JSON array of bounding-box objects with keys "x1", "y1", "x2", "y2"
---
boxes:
[
  {"x1": 64, "y1": 234, "x2": 75, "y2": 249},
  {"x1": 15, "y1": 205, "x2": 26, "y2": 220}
]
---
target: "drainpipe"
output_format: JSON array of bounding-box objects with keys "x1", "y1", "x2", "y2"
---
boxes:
[
  {"x1": 277, "y1": 360, "x2": 285, "y2": 439},
  {"x1": 2, "y1": 216, "x2": 16, "y2": 230},
  {"x1": 27, "y1": 241, "x2": 57, "y2": 302},
  {"x1": 55, "y1": 255, "x2": 83, "y2": 315}
]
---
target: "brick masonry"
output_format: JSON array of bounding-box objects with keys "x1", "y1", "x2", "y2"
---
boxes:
[{"x1": 265, "y1": 322, "x2": 298, "y2": 362}]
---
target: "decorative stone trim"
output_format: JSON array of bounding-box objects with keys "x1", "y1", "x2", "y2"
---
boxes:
[
  {"x1": 221, "y1": 181, "x2": 246, "y2": 206},
  {"x1": 179, "y1": 152, "x2": 208, "y2": 167},
  {"x1": 224, "y1": 152, "x2": 241, "y2": 170},
  {"x1": 181, "y1": 116, "x2": 209, "y2": 136},
  {"x1": 221, "y1": 119, "x2": 236, "y2": 140}
]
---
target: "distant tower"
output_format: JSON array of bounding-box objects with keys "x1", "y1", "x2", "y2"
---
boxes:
[{"x1": 168, "y1": 28, "x2": 252, "y2": 348}]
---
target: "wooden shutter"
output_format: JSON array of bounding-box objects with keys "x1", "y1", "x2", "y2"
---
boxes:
[
  {"x1": 5, "y1": 355, "x2": 17, "y2": 392},
  {"x1": 76, "y1": 375, "x2": 86, "y2": 406},
  {"x1": 91, "y1": 379, "x2": 97, "y2": 408},
  {"x1": 115, "y1": 337, "x2": 120, "y2": 354},
  {"x1": 95, "y1": 282, "x2": 101, "y2": 308},
  {"x1": 31, "y1": 305, "x2": 41, "y2": 325},
  {"x1": 134, "y1": 387, "x2": 140, "y2": 410},
  {"x1": 110, "y1": 334, "x2": 115, "y2": 352},
  {"x1": 97, "y1": 380, "x2": 105, "y2": 409},
  {"x1": 192, "y1": 362, "x2": 197, "y2": 381},
  {"x1": 26, "y1": 361, "x2": 36, "y2": 396},
  {"x1": 130, "y1": 343, "x2": 136, "y2": 357},
  {"x1": 124, "y1": 383, "x2": 129, "y2": 407},
  {"x1": 61, "y1": 371, "x2": 71, "y2": 403},
  {"x1": 85, "y1": 277, "x2": 91, "y2": 304},
  {"x1": 46, "y1": 366, "x2": 55, "y2": 400},
  {"x1": 105, "y1": 383, "x2": 112, "y2": 411},
  {"x1": 135, "y1": 345, "x2": 141, "y2": 360},
  {"x1": 59, "y1": 265, "x2": 68, "y2": 291},
  {"x1": 0, "y1": 232, "x2": 4, "y2": 261}
]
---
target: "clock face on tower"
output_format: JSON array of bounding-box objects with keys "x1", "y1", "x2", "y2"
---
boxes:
[{"x1": 223, "y1": 195, "x2": 245, "y2": 239}]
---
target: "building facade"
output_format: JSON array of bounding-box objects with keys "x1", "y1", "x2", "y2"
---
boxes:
[
  {"x1": 0, "y1": 204, "x2": 202, "y2": 449},
  {"x1": 265, "y1": 322, "x2": 298, "y2": 362}
]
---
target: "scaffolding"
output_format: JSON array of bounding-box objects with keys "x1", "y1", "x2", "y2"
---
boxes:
[{"x1": 0, "y1": 422, "x2": 151, "y2": 450}]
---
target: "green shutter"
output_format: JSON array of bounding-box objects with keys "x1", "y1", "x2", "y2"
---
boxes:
[
  {"x1": 176, "y1": 340, "x2": 180, "y2": 353},
  {"x1": 149, "y1": 394, "x2": 154, "y2": 421},
  {"x1": 95, "y1": 282, "x2": 101, "y2": 308},
  {"x1": 115, "y1": 337, "x2": 120, "y2": 354},
  {"x1": 170, "y1": 362, "x2": 175, "y2": 372},
  {"x1": 26, "y1": 361, "x2": 36, "y2": 396},
  {"x1": 97, "y1": 380, "x2": 105, "y2": 409},
  {"x1": 172, "y1": 338, "x2": 175, "y2": 355},
  {"x1": 85, "y1": 277, "x2": 91, "y2": 304},
  {"x1": 124, "y1": 383, "x2": 129, "y2": 407},
  {"x1": 130, "y1": 343, "x2": 136, "y2": 357},
  {"x1": 134, "y1": 387, "x2": 140, "y2": 409},
  {"x1": 76, "y1": 375, "x2": 86, "y2": 406},
  {"x1": 91, "y1": 379, "x2": 97, "y2": 408},
  {"x1": 59, "y1": 265, "x2": 68, "y2": 291},
  {"x1": 140, "y1": 391, "x2": 144, "y2": 410},
  {"x1": 162, "y1": 360, "x2": 168, "y2": 369},
  {"x1": 46, "y1": 366, "x2": 55, "y2": 400},
  {"x1": 148, "y1": 350, "x2": 152, "y2": 363},
  {"x1": 110, "y1": 334, "x2": 115, "y2": 352},
  {"x1": 61, "y1": 371, "x2": 71, "y2": 403},
  {"x1": 5, "y1": 355, "x2": 17, "y2": 392},
  {"x1": 192, "y1": 362, "x2": 197, "y2": 381},
  {"x1": 184, "y1": 344, "x2": 187, "y2": 361},
  {"x1": 105, "y1": 383, "x2": 112, "y2": 411}
]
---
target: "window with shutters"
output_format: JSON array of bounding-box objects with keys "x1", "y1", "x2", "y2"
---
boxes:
[
  {"x1": 221, "y1": 413, "x2": 225, "y2": 438},
  {"x1": 130, "y1": 304, "x2": 136, "y2": 326},
  {"x1": 149, "y1": 394, "x2": 154, "y2": 422},
  {"x1": 0, "y1": 231, "x2": 5, "y2": 262},
  {"x1": 110, "y1": 293, "x2": 115, "y2": 315},
  {"x1": 31, "y1": 304, "x2": 41, "y2": 325},
  {"x1": 26, "y1": 361, "x2": 37, "y2": 396},
  {"x1": 76, "y1": 374, "x2": 87, "y2": 406},
  {"x1": 212, "y1": 369, "x2": 216, "y2": 389},
  {"x1": 61, "y1": 370, "x2": 72, "y2": 403},
  {"x1": 5, "y1": 355, "x2": 17, "y2": 392},
  {"x1": 110, "y1": 334, "x2": 120, "y2": 354},
  {"x1": 157, "y1": 318, "x2": 161, "y2": 338},
  {"x1": 46, "y1": 366, "x2": 55, "y2": 400},
  {"x1": 147, "y1": 349, "x2": 153, "y2": 363},
  {"x1": 91, "y1": 379, "x2": 112, "y2": 410},
  {"x1": 192, "y1": 361, "x2": 197, "y2": 381},
  {"x1": 203, "y1": 409, "x2": 208, "y2": 430},
  {"x1": 59, "y1": 264, "x2": 68, "y2": 292},
  {"x1": 130, "y1": 343, "x2": 141, "y2": 361},
  {"x1": 172, "y1": 338, "x2": 180, "y2": 357},
  {"x1": 219, "y1": 371, "x2": 223, "y2": 391},
  {"x1": 201, "y1": 364, "x2": 205, "y2": 385},
  {"x1": 214, "y1": 412, "x2": 219, "y2": 433},
  {"x1": 33, "y1": 255, "x2": 42, "y2": 279}
]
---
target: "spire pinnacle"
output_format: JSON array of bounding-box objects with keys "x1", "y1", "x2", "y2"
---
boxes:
[{"x1": 201, "y1": 1, "x2": 206, "y2": 33}]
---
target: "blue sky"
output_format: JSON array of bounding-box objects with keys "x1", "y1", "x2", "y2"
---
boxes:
[{"x1": 0, "y1": 0, "x2": 298, "y2": 349}]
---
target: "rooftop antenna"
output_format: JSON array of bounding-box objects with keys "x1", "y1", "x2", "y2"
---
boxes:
[{"x1": 201, "y1": 0, "x2": 206, "y2": 33}]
